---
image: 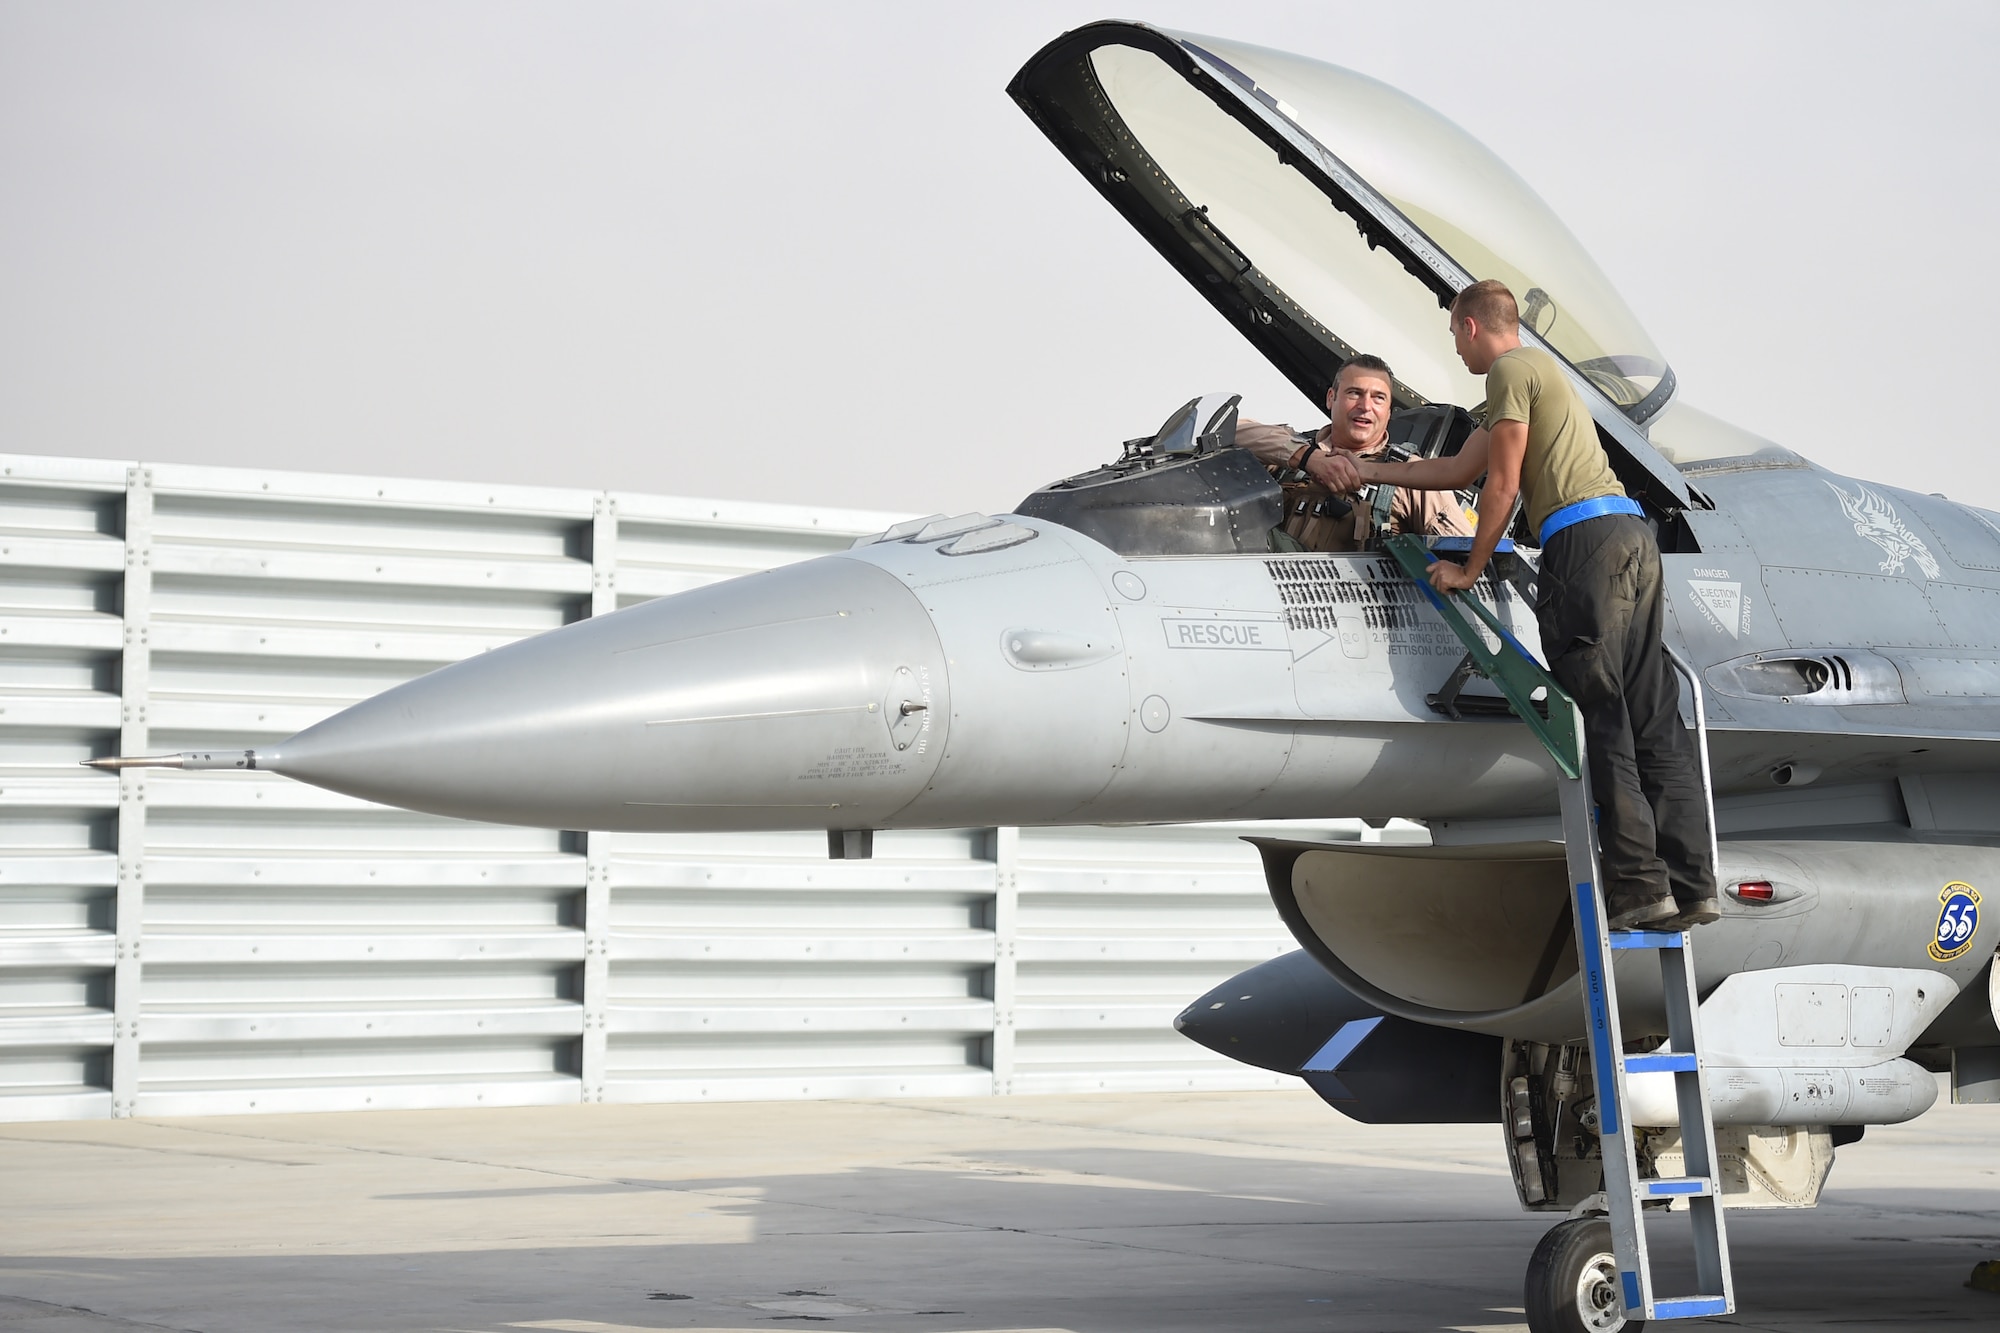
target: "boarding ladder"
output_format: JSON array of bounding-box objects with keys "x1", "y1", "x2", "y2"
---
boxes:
[{"x1": 1384, "y1": 534, "x2": 1734, "y2": 1324}]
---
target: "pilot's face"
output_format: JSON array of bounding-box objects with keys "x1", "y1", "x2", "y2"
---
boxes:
[{"x1": 1326, "y1": 369, "x2": 1393, "y2": 451}]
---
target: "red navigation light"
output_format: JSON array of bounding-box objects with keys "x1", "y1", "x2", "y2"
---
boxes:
[{"x1": 1731, "y1": 880, "x2": 1776, "y2": 903}]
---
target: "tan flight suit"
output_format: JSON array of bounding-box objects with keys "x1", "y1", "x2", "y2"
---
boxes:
[{"x1": 1235, "y1": 419, "x2": 1472, "y2": 552}]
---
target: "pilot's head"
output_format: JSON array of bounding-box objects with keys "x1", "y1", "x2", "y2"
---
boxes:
[
  {"x1": 1325, "y1": 354, "x2": 1395, "y2": 453},
  {"x1": 1450, "y1": 280, "x2": 1521, "y2": 375}
]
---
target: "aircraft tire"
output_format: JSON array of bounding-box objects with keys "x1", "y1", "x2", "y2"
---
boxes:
[{"x1": 1525, "y1": 1217, "x2": 1643, "y2": 1333}]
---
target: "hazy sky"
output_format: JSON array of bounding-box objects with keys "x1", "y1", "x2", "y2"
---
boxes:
[{"x1": 4, "y1": 2, "x2": 1997, "y2": 518}]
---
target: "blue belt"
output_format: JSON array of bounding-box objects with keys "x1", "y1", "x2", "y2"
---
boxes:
[{"x1": 1539, "y1": 494, "x2": 1642, "y2": 546}]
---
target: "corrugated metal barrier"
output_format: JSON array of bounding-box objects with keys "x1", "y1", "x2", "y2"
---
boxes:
[{"x1": 0, "y1": 452, "x2": 1351, "y2": 1121}]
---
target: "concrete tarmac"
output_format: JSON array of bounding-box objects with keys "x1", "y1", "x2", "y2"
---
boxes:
[{"x1": 0, "y1": 1089, "x2": 1994, "y2": 1332}]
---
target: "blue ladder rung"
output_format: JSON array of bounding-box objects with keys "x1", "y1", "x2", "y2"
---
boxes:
[
  {"x1": 1609, "y1": 929, "x2": 1687, "y2": 949},
  {"x1": 1652, "y1": 1295, "x2": 1730, "y2": 1319},
  {"x1": 1641, "y1": 1176, "x2": 1713, "y2": 1197},
  {"x1": 1625, "y1": 1051, "x2": 1698, "y2": 1074}
]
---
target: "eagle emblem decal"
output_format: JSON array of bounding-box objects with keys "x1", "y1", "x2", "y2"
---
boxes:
[{"x1": 1824, "y1": 480, "x2": 1941, "y2": 580}]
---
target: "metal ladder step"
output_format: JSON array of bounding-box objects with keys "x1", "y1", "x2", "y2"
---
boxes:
[
  {"x1": 1623, "y1": 1050, "x2": 1698, "y2": 1075},
  {"x1": 1385, "y1": 534, "x2": 1735, "y2": 1324},
  {"x1": 1653, "y1": 1296, "x2": 1732, "y2": 1320},
  {"x1": 1611, "y1": 929, "x2": 1688, "y2": 950}
]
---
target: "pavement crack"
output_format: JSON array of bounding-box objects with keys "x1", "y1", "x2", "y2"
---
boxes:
[
  {"x1": 0, "y1": 1132, "x2": 317, "y2": 1168},
  {"x1": 1052, "y1": 1217, "x2": 1531, "y2": 1231},
  {"x1": 854, "y1": 1098, "x2": 1503, "y2": 1174},
  {"x1": 144, "y1": 1124, "x2": 711, "y2": 1194},
  {"x1": 114, "y1": 1123, "x2": 1016, "y2": 1239},
  {"x1": 0, "y1": 1292, "x2": 206, "y2": 1332}
]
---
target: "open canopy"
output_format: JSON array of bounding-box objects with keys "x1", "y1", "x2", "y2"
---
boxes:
[{"x1": 1009, "y1": 21, "x2": 1693, "y2": 512}]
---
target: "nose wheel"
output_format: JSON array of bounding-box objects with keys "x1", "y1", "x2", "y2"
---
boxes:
[{"x1": 1526, "y1": 1218, "x2": 1643, "y2": 1333}]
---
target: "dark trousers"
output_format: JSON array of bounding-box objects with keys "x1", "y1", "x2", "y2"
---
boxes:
[{"x1": 1535, "y1": 514, "x2": 1715, "y2": 904}]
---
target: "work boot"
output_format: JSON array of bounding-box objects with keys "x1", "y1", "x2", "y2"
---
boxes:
[
  {"x1": 1605, "y1": 890, "x2": 1677, "y2": 931},
  {"x1": 1660, "y1": 894, "x2": 1722, "y2": 930}
]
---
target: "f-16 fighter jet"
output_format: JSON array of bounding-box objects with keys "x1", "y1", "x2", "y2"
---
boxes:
[{"x1": 92, "y1": 21, "x2": 1999, "y2": 1333}]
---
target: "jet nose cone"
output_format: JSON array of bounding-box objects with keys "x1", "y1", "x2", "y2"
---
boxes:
[
  {"x1": 1174, "y1": 950, "x2": 1380, "y2": 1073},
  {"x1": 266, "y1": 555, "x2": 948, "y2": 831}
]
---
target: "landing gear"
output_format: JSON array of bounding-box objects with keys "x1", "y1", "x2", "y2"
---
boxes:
[{"x1": 1526, "y1": 1218, "x2": 1643, "y2": 1333}]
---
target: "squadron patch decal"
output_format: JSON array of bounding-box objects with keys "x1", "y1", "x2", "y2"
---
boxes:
[
  {"x1": 1928, "y1": 881, "x2": 1981, "y2": 962},
  {"x1": 1825, "y1": 479, "x2": 1942, "y2": 580}
]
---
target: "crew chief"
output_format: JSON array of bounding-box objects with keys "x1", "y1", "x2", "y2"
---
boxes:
[{"x1": 1318, "y1": 281, "x2": 1717, "y2": 931}]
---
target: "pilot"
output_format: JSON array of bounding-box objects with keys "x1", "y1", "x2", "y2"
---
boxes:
[
  {"x1": 1235, "y1": 353, "x2": 1471, "y2": 552},
  {"x1": 1319, "y1": 282, "x2": 1718, "y2": 932}
]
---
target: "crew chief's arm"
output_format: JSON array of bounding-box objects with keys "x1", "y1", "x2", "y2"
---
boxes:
[
  {"x1": 1430, "y1": 420, "x2": 1525, "y2": 592},
  {"x1": 1309, "y1": 430, "x2": 1490, "y2": 495},
  {"x1": 1310, "y1": 423, "x2": 1526, "y2": 594}
]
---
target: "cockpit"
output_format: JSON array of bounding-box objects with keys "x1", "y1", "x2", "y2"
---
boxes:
[{"x1": 1016, "y1": 391, "x2": 1477, "y2": 558}]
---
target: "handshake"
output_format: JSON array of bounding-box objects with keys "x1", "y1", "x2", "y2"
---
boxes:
[{"x1": 1300, "y1": 446, "x2": 1367, "y2": 495}]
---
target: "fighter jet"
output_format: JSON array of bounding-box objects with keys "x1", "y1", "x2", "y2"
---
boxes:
[{"x1": 90, "y1": 21, "x2": 1998, "y2": 1332}]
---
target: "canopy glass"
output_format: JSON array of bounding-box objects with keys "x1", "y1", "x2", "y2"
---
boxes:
[
  {"x1": 1160, "y1": 32, "x2": 1667, "y2": 411},
  {"x1": 1089, "y1": 42, "x2": 1488, "y2": 410}
]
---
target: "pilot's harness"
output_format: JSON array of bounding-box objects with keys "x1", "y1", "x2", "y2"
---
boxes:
[{"x1": 1275, "y1": 436, "x2": 1412, "y2": 553}]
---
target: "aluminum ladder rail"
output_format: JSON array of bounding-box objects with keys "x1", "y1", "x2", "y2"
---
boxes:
[{"x1": 1384, "y1": 535, "x2": 1734, "y2": 1323}]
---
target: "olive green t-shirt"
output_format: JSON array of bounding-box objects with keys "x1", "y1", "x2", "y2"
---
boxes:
[{"x1": 1483, "y1": 346, "x2": 1623, "y2": 537}]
